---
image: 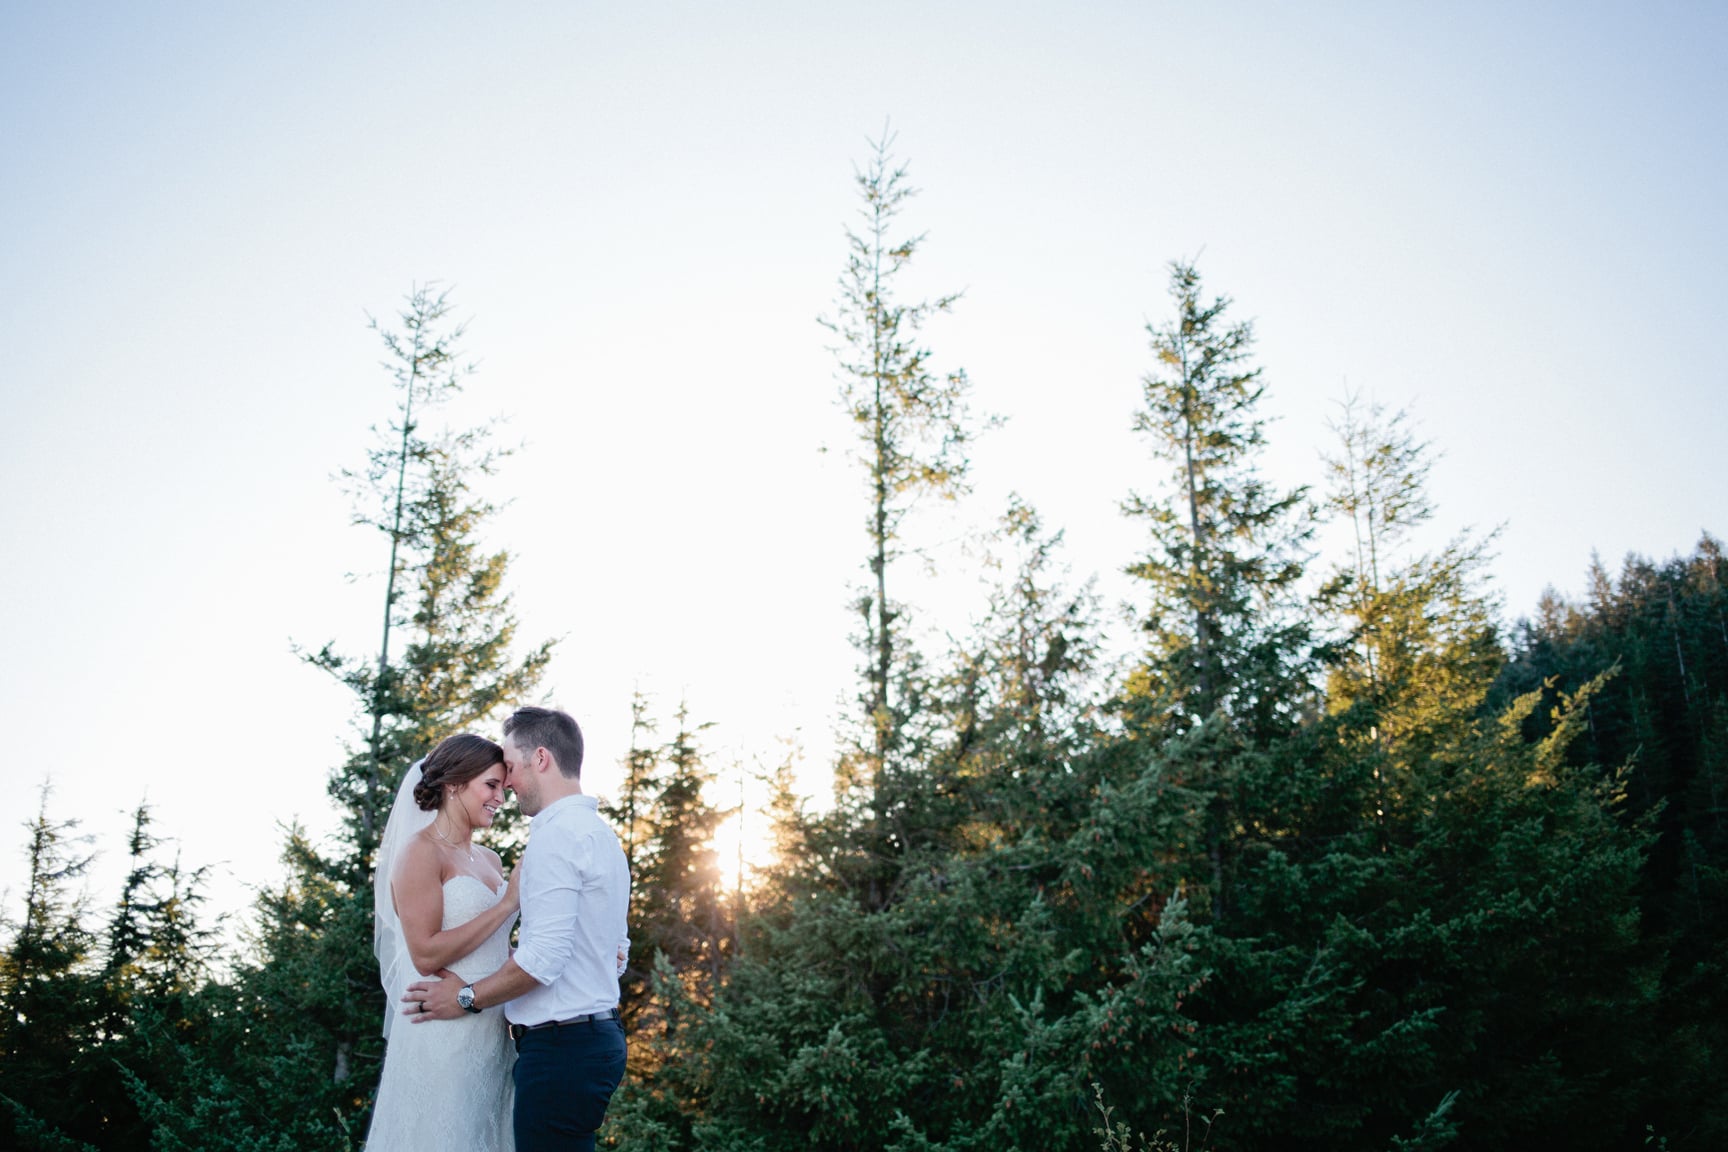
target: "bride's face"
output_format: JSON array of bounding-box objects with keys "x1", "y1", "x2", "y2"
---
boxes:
[{"x1": 453, "y1": 763, "x2": 508, "y2": 830}]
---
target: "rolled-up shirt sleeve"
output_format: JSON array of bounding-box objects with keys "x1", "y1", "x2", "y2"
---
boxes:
[
  {"x1": 503, "y1": 793, "x2": 630, "y2": 1026},
  {"x1": 512, "y1": 827, "x2": 592, "y2": 986}
]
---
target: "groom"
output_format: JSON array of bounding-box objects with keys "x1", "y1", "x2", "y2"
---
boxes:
[{"x1": 406, "y1": 706, "x2": 631, "y2": 1152}]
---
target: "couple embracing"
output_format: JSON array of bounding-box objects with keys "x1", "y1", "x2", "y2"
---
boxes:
[{"x1": 366, "y1": 706, "x2": 630, "y2": 1152}]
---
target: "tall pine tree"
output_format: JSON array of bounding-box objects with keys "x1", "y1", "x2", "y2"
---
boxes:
[
  {"x1": 1121, "y1": 259, "x2": 1313, "y2": 919},
  {"x1": 0, "y1": 790, "x2": 99, "y2": 1150},
  {"x1": 127, "y1": 286, "x2": 552, "y2": 1149},
  {"x1": 821, "y1": 128, "x2": 982, "y2": 816}
]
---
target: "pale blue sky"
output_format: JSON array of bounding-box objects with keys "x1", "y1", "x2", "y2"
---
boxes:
[{"x1": 3, "y1": 2, "x2": 1724, "y2": 924}]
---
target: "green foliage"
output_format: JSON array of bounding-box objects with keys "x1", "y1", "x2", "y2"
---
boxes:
[
  {"x1": 1386, "y1": 1091, "x2": 1459, "y2": 1151},
  {"x1": 1118, "y1": 260, "x2": 1318, "y2": 937},
  {"x1": 667, "y1": 861, "x2": 1205, "y2": 1152},
  {"x1": 6, "y1": 189, "x2": 1717, "y2": 1152},
  {"x1": 305, "y1": 285, "x2": 551, "y2": 878},
  {"x1": 114, "y1": 286, "x2": 554, "y2": 1151},
  {"x1": 0, "y1": 791, "x2": 101, "y2": 1149},
  {"x1": 119, "y1": 830, "x2": 362, "y2": 1152},
  {"x1": 0, "y1": 793, "x2": 227, "y2": 1152},
  {"x1": 822, "y1": 127, "x2": 983, "y2": 793},
  {"x1": 1090, "y1": 1083, "x2": 1221, "y2": 1152},
  {"x1": 602, "y1": 697, "x2": 736, "y2": 1148},
  {"x1": 619, "y1": 499, "x2": 1213, "y2": 1152},
  {"x1": 602, "y1": 250, "x2": 1672, "y2": 1152},
  {"x1": 1498, "y1": 537, "x2": 1728, "y2": 1147},
  {"x1": 102, "y1": 804, "x2": 223, "y2": 1006},
  {"x1": 0, "y1": 1097, "x2": 100, "y2": 1152},
  {"x1": 1149, "y1": 396, "x2": 1659, "y2": 1150},
  {"x1": 1123, "y1": 259, "x2": 1313, "y2": 737},
  {"x1": 1190, "y1": 677, "x2": 1655, "y2": 1149}
]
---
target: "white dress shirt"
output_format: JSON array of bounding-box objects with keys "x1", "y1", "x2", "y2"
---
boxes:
[{"x1": 506, "y1": 793, "x2": 631, "y2": 1026}]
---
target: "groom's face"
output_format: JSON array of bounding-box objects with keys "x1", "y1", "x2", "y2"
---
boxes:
[{"x1": 503, "y1": 738, "x2": 541, "y2": 815}]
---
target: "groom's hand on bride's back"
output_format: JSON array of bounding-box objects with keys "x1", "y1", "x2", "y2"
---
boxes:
[{"x1": 401, "y1": 969, "x2": 464, "y2": 1022}]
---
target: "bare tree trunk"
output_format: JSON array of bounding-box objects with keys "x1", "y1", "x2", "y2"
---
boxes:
[
  {"x1": 1176, "y1": 340, "x2": 1212, "y2": 716},
  {"x1": 869, "y1": 193, "x2": 893, "y2": 805},
  {"x1": 365, "y1": 328, "x2": 424, "y2": 841}
]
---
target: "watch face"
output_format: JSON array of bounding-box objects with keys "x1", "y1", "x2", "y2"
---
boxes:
[{"x1": 458, "y1": 986, "x2": 475, "y2": 1010}]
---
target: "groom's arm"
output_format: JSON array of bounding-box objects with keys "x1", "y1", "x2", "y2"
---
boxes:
[
  {"x1": 404, "y1": 831, "x2": 583, "y2": 1023},
  {"x1": 407, "y1": 817, "x2": 609, "y2": 1023},
  {"x1": 403, "y1": 957, "x2": 541, "y2": 1022},
  {"x1": 470, "y1": 957, "x2": 539, "y2": 1010},
  {"x1": 510, "y1": 825, "x2": 587, "y2": 986}
]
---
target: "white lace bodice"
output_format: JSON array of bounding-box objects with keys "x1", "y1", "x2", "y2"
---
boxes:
[{"x1": 441, "y1": 874, "x2": 513, "y2": 983}]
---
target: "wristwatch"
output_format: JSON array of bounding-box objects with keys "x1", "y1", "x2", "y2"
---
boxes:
[{"x1": 457, "y1": 984, "x2": 481, "y2": 1014}]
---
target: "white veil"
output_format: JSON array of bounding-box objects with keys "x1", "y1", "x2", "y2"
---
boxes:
[{"x1": 374, "y1": 758, "x2": 434, "y2": 1040}]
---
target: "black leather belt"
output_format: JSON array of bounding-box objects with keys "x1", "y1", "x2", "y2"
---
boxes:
[{"x1": 508, "y1": 1008, "x2": 619, "y2": 1040}]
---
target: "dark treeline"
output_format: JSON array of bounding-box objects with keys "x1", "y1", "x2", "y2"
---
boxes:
[{"x1": 3, "y1": 139, "x2": 1723, "y2": 1152}]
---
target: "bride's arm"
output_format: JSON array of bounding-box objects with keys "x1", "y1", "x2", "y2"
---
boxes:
[{"x1": 394, "y1": 839, "x2": 520, "y2": 975}]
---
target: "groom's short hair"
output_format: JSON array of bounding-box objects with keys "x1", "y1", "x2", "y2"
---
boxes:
[{"x1": 504, "y1": 706, "x2": 585, "y2": 779}]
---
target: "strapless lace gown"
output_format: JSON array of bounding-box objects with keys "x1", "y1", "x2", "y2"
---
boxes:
[{"x1": 365, "y1": 875, "x2": 517, "y2": 1151}]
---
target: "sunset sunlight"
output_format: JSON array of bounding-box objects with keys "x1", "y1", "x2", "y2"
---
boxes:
[
  {"x1": 6, "y1": 4, "x2": 1723, "y2": 1148},
  {"x1": 708, "y1": 803, "x2": 775, "y2": 895}
]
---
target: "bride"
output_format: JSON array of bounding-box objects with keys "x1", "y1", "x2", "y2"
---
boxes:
[{"x1": 366, "y1": 734, "x2": 520, "y2": 1151}]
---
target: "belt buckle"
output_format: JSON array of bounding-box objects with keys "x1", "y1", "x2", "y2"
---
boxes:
[{"x1": 509, "y1": 1009, "x2": 615, "y2": 1042}]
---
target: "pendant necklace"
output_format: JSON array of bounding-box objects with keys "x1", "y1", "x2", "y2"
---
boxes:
[{"x1": 434, "y1": 820, "x2": 477, "y2": 862}]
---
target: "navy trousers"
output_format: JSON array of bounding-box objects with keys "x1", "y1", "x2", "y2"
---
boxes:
[{"x1": 512, "y1": 1016, "x2": 627, "y2": 1152}]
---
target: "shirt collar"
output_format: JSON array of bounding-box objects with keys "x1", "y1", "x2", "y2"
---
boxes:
[{"x1": 534, "y1": 793, "x2": 597, "y2": 823}]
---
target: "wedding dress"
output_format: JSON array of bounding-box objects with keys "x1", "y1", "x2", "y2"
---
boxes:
[{"x1": 365, "y1": 764, "x2": 517, "y2": 1152}]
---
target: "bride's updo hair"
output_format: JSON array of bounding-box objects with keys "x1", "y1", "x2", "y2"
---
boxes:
[{"x1": 412, "y1": 733, "x2": 506, "y2": 811}]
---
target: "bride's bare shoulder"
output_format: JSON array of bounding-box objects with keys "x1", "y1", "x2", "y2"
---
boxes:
[{"x1": 392, "y1": 831, "x2": 445, "y2": 886}]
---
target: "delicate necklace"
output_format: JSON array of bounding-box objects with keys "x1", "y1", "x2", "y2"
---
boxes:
[{"x1": 433, "y1": 820, "x2": 476, "y2": 862}]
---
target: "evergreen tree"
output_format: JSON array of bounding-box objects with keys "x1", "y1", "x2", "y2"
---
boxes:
[
  {"x1": 605, "y1": 692, "x2": 663, "y2": 1034},
  {"x1": 0, "y1": 794, "x2": 224, "y2": 1152},
  {"x1": 306, "y1": 284, "x2": 551, "y2": 878},
  {"x1": 606, "y1": 702, "x2": 732, "y2": 1149},
  {"x1": 1172, "y1": 400, "x2": 1655, "y2": 1150},
  {"x1": 78, "y1": 803, "x2": 224, "y2": 1152},
  {"x1": 102, "y1": 804, "x2": 160, "y2": 1008},
  {"x1": 644, "y1": 704, "x2": 730, "y2": 1002},
  {"x1": 937, "y1": 496, "x2": 1106, "y2": 847},
  {"x1": 100, "y1": 803, "x2": 221, "y2": 1009},
  {"x1": 131, "y1": 286, "x2": 552, "y2": 1148},
  {"x1": 821, "y1": 128, "x2": 982, "y2": 804},
  {"x1": 1190, "y1": 673, "x2": 1655, "y2": 1150},
  {"x1": 1322, "y1": 391, "x2": 1438, "y2": 715},
  {"x1": 1319, "y1": 394, "x2": 1501, "y2": 839},
  {"x1": 291, "y1": 285, "x2": 551, "y2": 1098},
  {"x1": 631, "y1": 499, "x2": 1208, "y2": 1152},
  {"x1": 1121, "y1": 259, "x2": 1314, "y2": 920},
  {"x1": 355, "y1": 287, "x2": 471, "y2": 852},
  {"x1": 125, "y1": 829, "x2": 366, "y2": 1152},
  {"x1": 1498, "y1": 537, "x2": 1728, "y2": 1147},
  {"x1": 610, "y1": 692, "x2": 663, "y2": 882},
  {"x1": 1123, "y1": 260, "x2": 1311, "y2": 734},
  {"x1": 0, "y1": 789, "x2": 99, "y2": 1149}
]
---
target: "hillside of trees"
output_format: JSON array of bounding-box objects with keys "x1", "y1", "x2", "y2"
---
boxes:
[{"x1": 3, "y1": 139, "x2": 1723, "y2": 1152}]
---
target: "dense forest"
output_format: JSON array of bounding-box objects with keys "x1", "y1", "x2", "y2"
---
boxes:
[{"x1": 3, "y1": 140, "x2": 1723, "y2": 1152}]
